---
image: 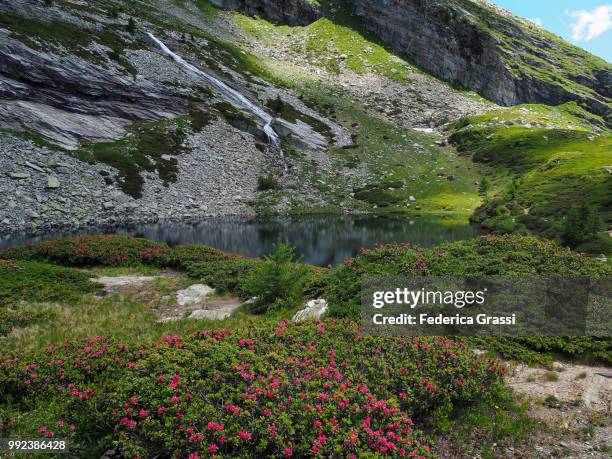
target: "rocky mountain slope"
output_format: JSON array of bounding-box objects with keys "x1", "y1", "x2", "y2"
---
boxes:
[
  {"x1": 216, "y1": 0, "x2": 611, "y2": 123},
  {"x1": 0, "y1": 0, "x2": 609, "y2": 248},
  {"x1": 354, "y1": 0, "x2": 611, "y2": 124}
]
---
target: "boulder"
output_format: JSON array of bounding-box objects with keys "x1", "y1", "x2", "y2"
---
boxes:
[
  {"x1": 46, "y1": 175, "x2": 60, "y2": 188},
  {"x1": 293, "y1": 299, "x2": 328, "y2": 322},
  {"x1": 176, "y1": 284, "x2": 215, "y2": 306},
  {"x1": 25, "y1": 161, "x2": 45, "y2": 172}
]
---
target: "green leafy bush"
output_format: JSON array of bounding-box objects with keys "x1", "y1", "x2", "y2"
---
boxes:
[
  {"x1": 160, "y1": 243, "x2": 241, "y2": 267},
  {"x1": 562, "y1": 203, "x2": 604, "y2": 248},
  {"x1": 184, "y1": 258, "x2": 261, "y2": 299},
  {"x1": 245, "y1": 243, "x2": 307, "y2": 313},
  {"x1": 257, "y1": 175, "x2": 281, "y2": 191},
  {"x1": 0, "y1": 259, "x2": 98, "y2": 336},
  {"x1": 3, "y1": 235, "x2": 170, "y2": 267},
  {"x1": 322, "y1": 235, "x2": 611, "y2": 320},
  {"x1": 0, "y1": 260, "x2": 98, "y2": 306},
  {"x1": 0, "y1": 320, "x2": 505, "y2": 458}
]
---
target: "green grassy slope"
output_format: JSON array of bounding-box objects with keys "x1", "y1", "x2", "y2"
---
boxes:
[
  {"x1": 230, "y1": 7, "x2": 488, "y2": 216},
  {"x1": 447, "y1": 103, "x2": 611, "y2": 251}
]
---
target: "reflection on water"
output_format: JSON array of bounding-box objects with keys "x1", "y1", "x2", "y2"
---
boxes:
[{"x1": 0, "y1": 215, "x2": 480, "y2": 266}]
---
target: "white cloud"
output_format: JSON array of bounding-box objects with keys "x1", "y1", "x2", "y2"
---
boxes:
[
  {"x1": 529, "y1": 17, "x2": 543, "y2": 27},
  {"x1": 567, "y1": 5, "x2": 612, "y2": 41}
]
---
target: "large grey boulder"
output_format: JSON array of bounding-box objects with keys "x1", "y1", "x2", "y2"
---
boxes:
[{"x1": 93, "y1": 275, "x2": 162, "y2": 289}]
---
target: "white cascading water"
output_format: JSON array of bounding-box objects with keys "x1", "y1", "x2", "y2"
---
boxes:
[{"x1": 147, "y1": 33, "x2": 282, "y2": 149}]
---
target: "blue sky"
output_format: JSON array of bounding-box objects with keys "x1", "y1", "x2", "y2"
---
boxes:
[{"x1": 490, "y1": 0, "x2": 612, "y2": 62}]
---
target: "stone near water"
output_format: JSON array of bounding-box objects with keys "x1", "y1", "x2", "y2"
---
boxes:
[
  {"x1": 158, "y1": 317, "x2": 179, "y2": 324},
  {"x1": 293, "y1": 299, "x2": 328, "y2": 322},
  {"x1": 176, "y1": 284, "x2": 215, "y2": 306}
]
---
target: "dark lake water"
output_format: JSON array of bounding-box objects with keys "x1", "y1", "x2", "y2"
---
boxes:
[{"x1": 0, "y1": 215, "x2": 479, "y2": 266}]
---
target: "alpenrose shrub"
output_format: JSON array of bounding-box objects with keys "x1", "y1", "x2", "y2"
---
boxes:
[
  {"x1": 0, "y1": 320, "x2": 505, "y2": 458},
  {"x1": 322, "y1": 235, "x2": 612, "y2": 319},
  {"x1": 3, "y1": 235, "x2": 170, "y2": 267},
  {"x1": 0, "y1": 260, "x2": 98, "y2": 306}
]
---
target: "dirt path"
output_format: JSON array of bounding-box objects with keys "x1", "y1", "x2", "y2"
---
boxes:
[{"x1": 506, "y1": 362, "x2": 611, "y2": 458}]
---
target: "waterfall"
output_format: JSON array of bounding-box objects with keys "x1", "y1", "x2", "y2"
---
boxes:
[{"x1": 147, "y1": 33, "x2": 282, "y2": 149}]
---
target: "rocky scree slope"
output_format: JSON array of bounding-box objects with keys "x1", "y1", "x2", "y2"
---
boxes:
[{"x1": 0, "y1": 0, "x2": 349, "y2": 237}]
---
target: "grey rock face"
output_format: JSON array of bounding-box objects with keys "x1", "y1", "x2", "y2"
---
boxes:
[
  {"x1": 272, "y1": 118, "x2": 328, "y2": 152},
  {"x1": 210, "y1": 0, "x2": 321, "y2": 25},
  {"x1": 352, "y1": 0, "x2": 611, "y2": 124},
  {"x1": 0, "y1": 27, "x2": 185, "y2": 149}
]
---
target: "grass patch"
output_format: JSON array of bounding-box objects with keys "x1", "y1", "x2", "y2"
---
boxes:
[
  {"x1": 0, "y1": 259, "x2": 99, "y2": 336},
  {"x1": 76, "y1": 118, "x2": 191, "y2": 198},
  {"x1": 289, "y1": 81, "x2": 484, "y2": 215},
  {"x1": 432, "y1": 387, "x2": 538, "y2": 456},
  {"x1": 234, "y1": 0, "x2": 413, "y2": 82},
  {"x1": 448, "y1": 103, "x2": 612, "y2": 247},
  {"x1": 543, "y1": 371, "x2": 560, "y2": 382},
  {"x1": 0, "y1": 260, "x2": 98, "y2": 307},
  {"x1": 256, "y1": 175, "x2": 281, "y2": 191}
]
